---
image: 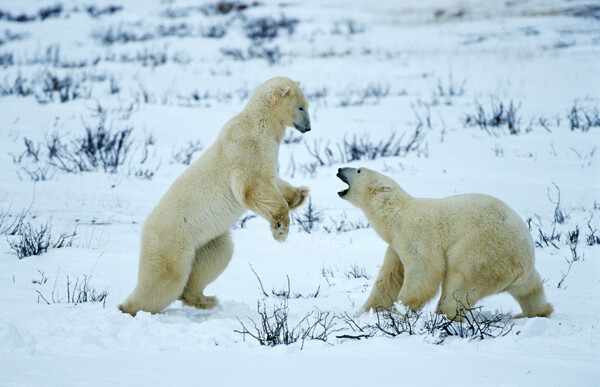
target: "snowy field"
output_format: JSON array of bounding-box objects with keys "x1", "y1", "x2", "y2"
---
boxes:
[{"x1": 1, "y1": 0, "x2": 599, "y2": 385}]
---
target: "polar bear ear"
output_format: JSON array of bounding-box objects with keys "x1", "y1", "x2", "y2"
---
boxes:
[
  {"x1": 279, "y1": 86, "x2": 292, "y2": 97},
  {"x1": 295, "y1": 81, "x2": 301, "y2": 86}
]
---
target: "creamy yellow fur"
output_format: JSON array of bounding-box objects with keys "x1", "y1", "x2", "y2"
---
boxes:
[
  {"x1": 337, "y1": 167, "x2": 553, "y2": 320},
  {"x1": 119, "y1": 77, "x2": 311, "y2": 316}
]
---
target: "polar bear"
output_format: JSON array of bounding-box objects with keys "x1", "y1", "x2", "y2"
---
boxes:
[
  {"x1": 119, "y1": 77, "x2": 311, "y2": 316},
  {"x1": 336, "y1": 167, "x2": 553, "y2": 319}
]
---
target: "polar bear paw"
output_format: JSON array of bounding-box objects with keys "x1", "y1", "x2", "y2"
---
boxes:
[
  {"x1": 180, "y1": 295, "x2": 219, "y2": 310},
  {"x1": 270, "y1": 214, "x2": 289, "y2": 242}
]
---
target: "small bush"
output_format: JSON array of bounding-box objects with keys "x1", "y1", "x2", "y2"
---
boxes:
[
  {"x1": 0, "y1": 209, "x2": 28, "y2": 236},
  {"x1": 463, "y1": 99, "x2": 522, "y2": 135},
  {"x1": 587, "y1": 223, "x2": 600, "y2": 246},
  {"x1": 92, "y1": 24, "x2": 154, "y2": 45},
  {"x1": 0, "y1": 52, "x2": 14, "y2": 67},
  {"x1": 24, "y1": 45, "x2": 100, "y2": 69},
  {"x1": 339, "y1": 302, "x2": 513, "y2": 344},
  {"x1": 0, "y1": 29, "x2": 28, "y2": 46},
  {"x1": 331, "y1": 20, "x2": 365, "y2": 35},
  {"x1": 38, "y1": 71, "x2": 90, "y2": 103},
  {"x1": 323, "y1": 213, "x2": 369, "y2": 233},
  {"x1": 249, "y1": 265, "x2": 321, "y2": 300},
  {"x1": 36, "y1": 275, "x2": 108, "y2": 307},
  {"x1": 235, "y1": 300, "x2": 338, "y2": 348},
  {"x1": 292, "y1": 198, "x2": 322, "y2": 234},
  {"x1": 339, "y1": 83, "x2": 390, "y2": 107},
  {"x1": 0, "y1": 4, "x2": 63, "y2": 23},
  {"x1": 221, "y1": 44, "x2": 281, "y2": 65},
  {"x1": 13, "y1": 119, "x2": 156, "y2": 179},
  {"x1": 535, "y1": 226, "x2": 561, "y2": 249},
  {"x1": 344, "y1": 264, "x2": 370, "y2": 279},
  {"x1": 1, "y1": 71, "x2": 104, "y2": 103},
  {"x1": 432, "y1": 73, "x2": 466, "y2": 105},
  {"x1": 0, "y1": 73, "x2": 34, "y2": 97},
  {"x1": 305, "y1": 128, "x2": 425, "y2": 167},
  {"x1": 204, "y1": 1, "x2": 260, "y2": 15},
  {"x1": 201, "y1": 24, "x2": 227, "y2": 39},
  {"x1": 86, "y1": 5, "x2": 123, "y2": 18},
  {"x1": 567, "y1": 103, "x2": 600, "y2": 132},
  {"x1": 50, "y1": 119, "x2": 133, "y2": 173},
  {"x1": 104, "y1": 49, "x2": 169, "y2": 68},
  {"x1": 244, "y1": 15, "x2": 298, "y2": 42},
  {"x1": 8, "y1": 222, "x2": 76, "y2": 259}
]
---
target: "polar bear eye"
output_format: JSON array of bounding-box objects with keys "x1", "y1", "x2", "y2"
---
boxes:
[
  {"x1": 298, "y1": 106, "x2": 304, "y2": 111},
  {"x1": 357, "y1": 169, "x2": 361, "y2": 173}
]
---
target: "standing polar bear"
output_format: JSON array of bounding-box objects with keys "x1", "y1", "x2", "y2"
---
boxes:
[
  {"x1": 119, "y1": 77, "x2": 311, "y2": 316},
  {"x1": 336, "y1": 167, "x2": 553, "y2": 319}
]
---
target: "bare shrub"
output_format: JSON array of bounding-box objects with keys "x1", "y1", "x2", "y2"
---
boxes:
[
  {"x1": 235, "y1": 300, "x2": 339, "y2": 348},
  {"x1": 344, "y1": 264, "x2": 370, "y2": 279},
  {"x1": 339, "y1": 301, "x2": 513, "y2": 344},
  {"x1": 52, "y1": 119, "x2": 133, "y2": 173},
  {"x1": 249, "y1": 265, "x2": 321, "y2": 299},
  {"x1": 86, "y1": 5, "x2": 122, "y2": 18},
  {"x1": 37, "y1": 71, "x2": 92, "y2": 103},
  {"x1": 36, "y1": 275, "x2": 108, "y2": 307},
  {"x1": 323, "y1": 213, "x2": 369, "y2": 233},
  {"x1": 0, "y1": 30, "x2": 28, "y2": 46},
  {"x1": 587, "y1": 223, "x2": 600, "y2": 246},
  {"x1": 8, "y1": 222, "x2": 76, "y2": 259},
  {"x1": 463, "y1": 99, "x2": 522, "y2": 135},
  {"x1": 567, "y1": 103, "x2": 600, "y2": 132},
  {"x1": 339, "y1": 83, "x2": 390, "y2": 107},
  {"x1": 305, "y1": 127, "x2": 425, "y2": 168},
  {"x1": 292, "y1": 197, "x2": 322, "y2": 234},
  {"x1": 0, "y1": 73, "x2": 33, "y2": 97},
  {"x1": 221, "y1": 44, "x2": 281, "y2": 65},
  {"x1": 0, "y1": 208, "x2": 28, "y2": 236},
  {"x1": 244, "y1": 15, "x2": 298, "y2": 42},
  {"x1": 331, "y1": 20, "x2": 365, "y2": 35},
  {"x1": 0, "y1": 4, "x2": 63, "y2": 23}
]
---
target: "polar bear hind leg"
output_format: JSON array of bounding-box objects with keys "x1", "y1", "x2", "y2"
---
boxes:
[
  {"x1": 508, "y1": 269, "x2": 553, "y2": 318},
  {"x1": 179, "y1": 232, "x2": 233, "y2": 310},
  {"x1": 119, "y1": 245, "x2": 195, "y2": 316}
]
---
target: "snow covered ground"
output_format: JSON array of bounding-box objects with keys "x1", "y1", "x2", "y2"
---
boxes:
[{"x1": 1, "y1": 0, "x2": 599, "y2": 385}]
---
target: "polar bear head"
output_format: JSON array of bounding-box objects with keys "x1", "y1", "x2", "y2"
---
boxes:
[
  {"x1": 336, "y1": 167, "x2": 397, "y2": 207},
  {"x1": 248, "y1": 77, "x2": 311, "y2": 133}
]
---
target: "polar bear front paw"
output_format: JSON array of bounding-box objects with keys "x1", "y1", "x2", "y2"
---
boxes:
[{"x1": 271, "y1": 215, "x2": 289, "y2": 242}]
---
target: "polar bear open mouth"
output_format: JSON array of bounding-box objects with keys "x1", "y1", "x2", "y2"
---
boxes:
[{"x1": 336, "y1": 170, "x2": 350, "y2": 198}]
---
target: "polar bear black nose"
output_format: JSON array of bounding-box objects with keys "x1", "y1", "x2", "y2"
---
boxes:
[{"x1": 338, "y1": 168, "x2": 342, "y2": 173}]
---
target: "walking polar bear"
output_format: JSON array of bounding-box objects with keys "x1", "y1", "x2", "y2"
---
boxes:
[
  {"x1": 119, "y1": 77, "x2": 311, "y2": 316},
  {"x1": 336, "y1": 167, "x2": 553, "y2": 319}
]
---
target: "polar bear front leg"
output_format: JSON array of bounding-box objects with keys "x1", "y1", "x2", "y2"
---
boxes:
[
  {"x1": 361, "y1": 246, "x2": 405, "y2": 313},
  {"x1": 396, "y1": 247, "x2": 444, "y2": 312},
  {"x1": 276, "y1": 178, "x2": 309, "y2": 210},
  {"x1": 232, "y1": 174, "x2": 290, "y2": 241}
]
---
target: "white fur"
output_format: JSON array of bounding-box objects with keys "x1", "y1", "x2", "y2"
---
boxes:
[
  {"x1": 338, "y1": 167, "x2": 553, "y2": 319},
  {"x1": 119, "y1": 77, "x2": 310, "y2": 316}
]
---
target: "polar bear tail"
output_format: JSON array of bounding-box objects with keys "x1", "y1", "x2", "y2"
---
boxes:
[{"x1": 508, "y1": 269, "x2": 553, "y2": 318}]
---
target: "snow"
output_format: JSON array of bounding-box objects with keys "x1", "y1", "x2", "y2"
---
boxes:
[{"x1": 1, "y1": 0, "x2": 599, "y2": 385}]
